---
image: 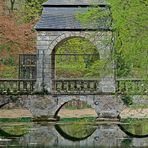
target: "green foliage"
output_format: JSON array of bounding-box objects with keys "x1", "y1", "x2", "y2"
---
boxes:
[
  {"x1": 0, "y1": 117, "x2": 32, "y2": 122},
  {"x1": 121, "y1": 95, "x2": 133, "y2": 106},
  {"x1": 0, "y1": 57, "x2": 15, "y2": 66},
  {"x1": 109, "y1": 0, "x2": 148, "y2": 78},
  {"x1": 76, "y1": 5, "x2": 111, "y2": 28},
  {"x1": 56, "y1": 38, "x2": 105, "y2": 79},
  {"x1": 22, "y1": 0, "x2": 47, "y2": 22},
  {"x1": 0, "y1": 66, "x2": 17, "y2": 78},
  {"x1": 0, "y1": 44, "x2": 11, "y2": 52},
  {"x1": 77, "y1": 0, "x2": 148, "y2": 79},
  {"x1": 121, "y1": 138, "x2": 132, "y2": 147}
]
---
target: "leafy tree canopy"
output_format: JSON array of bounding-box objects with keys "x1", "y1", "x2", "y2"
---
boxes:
[
  {"x1": 23, "y1": 0, "x2": 47, "y2": 22},
  {"x1": 77, "y1": 0, "x2": 148, "y2": 79}
]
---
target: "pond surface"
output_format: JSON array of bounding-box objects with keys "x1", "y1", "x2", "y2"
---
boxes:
[{"x1": 0, "y1": 118, "x2": 148, "y2": 147}]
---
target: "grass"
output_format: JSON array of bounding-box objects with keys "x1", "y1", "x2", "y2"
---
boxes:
[
  {"x1": 59, "y1": 117, "x2": 96, "y2": 123},
  {"x1": 0, "y1": 117, "x2": 32, "y2": 122}
]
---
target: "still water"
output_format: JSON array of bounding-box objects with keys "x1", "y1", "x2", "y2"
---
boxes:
[{"x1": 0, "y1": 118, "x2": 148, "y2": 147}]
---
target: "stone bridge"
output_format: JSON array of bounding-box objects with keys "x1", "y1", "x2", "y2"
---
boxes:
[
  {"x1": 0, "y1": 0, "x2": 147, "y2": 120},
  {"x1": 0, "y1": 95, "x2": 124, "y2": 119}
]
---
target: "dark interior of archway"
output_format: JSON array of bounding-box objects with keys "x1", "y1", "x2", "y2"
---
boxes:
[{"x1": 55, "y1": 37, "x2": 101, "y2": 79}]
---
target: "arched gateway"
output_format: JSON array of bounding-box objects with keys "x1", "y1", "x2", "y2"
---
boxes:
[
  {"x1": 35, "y1": 0, "x2": 115, "y2": 93},
  {"x1": 30, "y1": 0, "x2": 124, "y2": 119}
]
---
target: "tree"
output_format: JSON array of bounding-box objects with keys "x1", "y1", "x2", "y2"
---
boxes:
[
  {"x1": 23, "y1": 0, "x2": 47, "y2": 22},
  {"x1": 77, "y1": 0, "x2": 148, "y2": 79},
  {"x1": 10, "y1": 0, "x2": 16, "y2": 11}
]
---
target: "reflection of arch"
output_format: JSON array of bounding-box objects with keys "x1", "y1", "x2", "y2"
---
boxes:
[
  {"x1": 0, "y1": 129, "x2": 26, "y2": 138},
  {"x1": 0, "y1": 125, "x2": 31, "y2": 138},
  {"x1": 55, "y1": 124, "x2": 97, "y2": 141},
  {"x1": 55, "y1": 123, "x2": 148, "y2": 143},
  {"x1": 118, "y1": 125, "x2": 148, "y2": 138}
]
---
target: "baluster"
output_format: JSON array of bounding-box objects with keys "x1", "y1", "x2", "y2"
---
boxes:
[
  {"x1": 90, "y1": 81, "x2": 95, "y2": 93},
  {"x1": 3, "y1": 81, "x2": 6, "y2": 92},
  {"x1": 76, "y1": 81, "x2": 81, "y2": 93},
  {"x1": 13, "y1": 81, "x2": 17, "y2": 93},
  {"x1": 9, "y1": 81, "x2": 14, "y2": 93},
  {"x1": 29, "y1": 81, "x2": 32, "y2": 92},
  {"x1": 69, "y1": 81, "x2": 73, "y2": 92},
  {"x1": 63, "y1": 81, "x2": 68, "y2": 93},
  {"x1": 83, "y1": 81, "x2": 88, "y2": 93},
  {"x1": 56, "y1": 81, "x2": 61, "y2": 93}
]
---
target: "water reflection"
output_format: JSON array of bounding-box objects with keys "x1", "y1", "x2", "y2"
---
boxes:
[{"x1": 0, "y1": 120, "x2": 148, "y2": 147}]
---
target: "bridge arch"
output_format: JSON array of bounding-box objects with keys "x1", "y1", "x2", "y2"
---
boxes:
[
  {"x1": 53, "y1": 97, "x2": 98, "y2": 118},
  {"x1": 48, "y1": 31, "x2": 106, "y2": 59}
]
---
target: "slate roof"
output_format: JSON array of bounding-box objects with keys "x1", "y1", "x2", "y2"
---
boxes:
[{"x1": 35, "y1": 0, "x2": 111, "y2": 31}]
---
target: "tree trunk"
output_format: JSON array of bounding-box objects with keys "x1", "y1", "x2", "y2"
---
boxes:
[{"x1": 10, "y1": 0, "x2": 15, "y2": 11}]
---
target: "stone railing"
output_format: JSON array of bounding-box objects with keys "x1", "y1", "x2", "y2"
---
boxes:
[
  {"x1": 0, "y1": 79, "x2": 36, "y2": 94},
  {"x1": 116, "y1": 78, "x2": 148, "y2": 95},
  {"x1": 52, "y1": 79, "x2": 100, "y2": 95}
]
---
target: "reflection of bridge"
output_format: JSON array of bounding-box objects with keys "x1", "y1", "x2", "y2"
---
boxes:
[
  {"x1": 0, "y1": 0, "x2": 147, "y2": 119},
  {"x1": 0, "y1": 123, "x2": 148, "y2": 147}
]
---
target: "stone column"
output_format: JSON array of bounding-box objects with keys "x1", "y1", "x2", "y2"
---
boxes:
[
  {"x1": 35, "y1": 31, "x2": 52, "y2": 93},
  {"x1": 95, "y1": 31, "x2": 115, "y2": 93}
]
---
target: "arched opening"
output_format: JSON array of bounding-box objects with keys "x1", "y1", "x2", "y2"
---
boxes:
[
  {"x1": 54, "y1": 99, "x2": 98, "y2": 119},
  {"x1": 51, "y1": 37, "x2": 104, "y2": 94},
  {"x1": 0, "y1": 124, "x2": 31, "y2": 138},
  {"x1": 118, "y1": 119, "x2": 148, "y2": 138}
]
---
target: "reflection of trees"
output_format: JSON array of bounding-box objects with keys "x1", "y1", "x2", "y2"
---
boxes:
[
  {"x1": 119, "y1": 119, "x2": 148, "y2": 137},
  {"x1": 135, "y1": 124, "x2": 143, "y2": 135},
  {"x1": 55, "y1": 123, "x2": 96, "y2": 141}
]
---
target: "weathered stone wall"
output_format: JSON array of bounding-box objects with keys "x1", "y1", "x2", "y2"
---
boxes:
[
  {"x1": 132, "y1": 95, "x2": 148, "y2": 105},
  {"x1": 36, "y1": 31, "x2": 115, "y2": 93},
  {"x1": 0, "y1": 95, "x2": 125, "y2": 119}
]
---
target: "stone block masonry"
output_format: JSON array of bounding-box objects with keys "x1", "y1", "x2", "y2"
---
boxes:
[
  {"x1": 36, "y1": 31, "x2": 115, "y2": 94},
  {"x1": 0, "y1": 95, "x2": 125, "y2": 120}
]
